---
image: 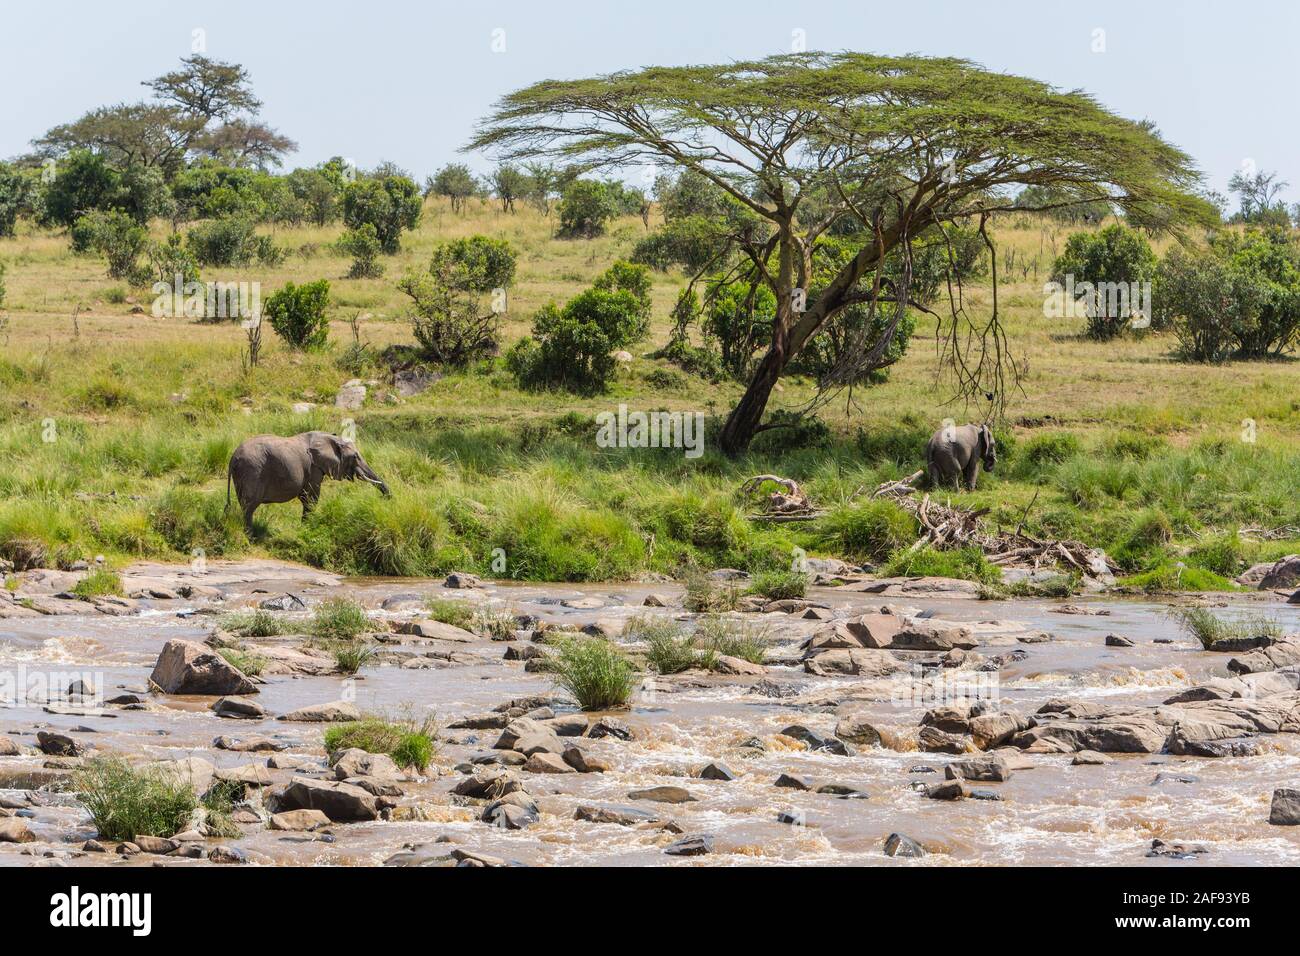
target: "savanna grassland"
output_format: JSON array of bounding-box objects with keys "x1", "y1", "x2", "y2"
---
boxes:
[{"x1": 2, "y1": 200, "x2": 1299, "y2": 589}]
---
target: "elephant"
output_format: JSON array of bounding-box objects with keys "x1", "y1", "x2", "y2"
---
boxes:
[
  {"x1": 227, "y1": 431, "x2": 390, "y2": 534},
  {"x1": 925, "y1": 422, "x2": 996, "y2": 491}
]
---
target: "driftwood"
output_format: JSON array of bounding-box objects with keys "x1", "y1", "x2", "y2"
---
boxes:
[
  {"x1": 869, "y1": 470, "x2": 1116, "y2": 576},
  {"x1": 741, "y1": 474, "x2": 826, "y2": 521}
]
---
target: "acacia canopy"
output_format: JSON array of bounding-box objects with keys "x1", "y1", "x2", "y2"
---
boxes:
[{"x1": 470, "y1": 51, "x2": 1214, "y2": 454}]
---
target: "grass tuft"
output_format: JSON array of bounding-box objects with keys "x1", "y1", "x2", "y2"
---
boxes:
[
  {"x1": 74, "y1": 757, "x2": 197, "y2": 842},
  {"x1": 549, "y1": 636, "x2": 636, "y2": 710}
]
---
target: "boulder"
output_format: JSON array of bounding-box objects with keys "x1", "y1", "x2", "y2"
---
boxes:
[
  {"x1": 780, "y1": 725, "x2": 854, "y2": 756},
  {"x1": 587, "y1": 717, "x2": 633, "y2": 740},
  {"x1": 1105, "y1": 634, "x2": 1135, "y2": 647},
  {"x1": 834, "y1": 716, "x2": 883, "y2": 747},
  {"x1": 803, "y1": 648, "x2": 902, "y2": 678},
  {"x1": 918, "y1": 726, "x2": 971, "y2": 754},
  {"x1": 451, "y1": 769, "x2": 523, "y2": 799},
  {"x1": 711, "y1": 654, "x2": 766, "y2": 676},
  {"x1": 883, "y1": 833, "x2": 926, "y2": 858},
  {"x1": 36, "y1": 731, "x2": 82, "y2": 757},
  {"x1": 969, "y1": 712, "x2": 1035, "y2": 750},
  {"x1": 273, "y1": 777, "x2": 380, "y2": 822},
  {"x1": 0, "y1": 735, "x2": 19, "y2": 757},
  {"x1": 1258, "y1": 555, "x2": 1300, "y2": 590},
  {"x1": 774, "y1": 773, "x2": 813, "y2": 791},
  {"x1": 213, "y1": 735, "x2": 284, "y2": 752},
  {"x1": 925, "y1": 779, "x2": 968, "y2": 800},
  {"x1": 891, "y1": 620, "x2": 978, "y2": 651},
  {"x1": 664, "y1": 834, "x2": 713, "y2": 856},
  {"x1": 444, "y1": 572, "x2": 482, "y2": 589},
  {"x1": 628, "y1": 785, "x2": 697, "y2": 804},
  {"x1": 1268, "y1": 788, "x2": 1300, "y2": 825},
  {"x1": 945, "y1": 755, "x2": 1011, "y2": 782},
  {"x1": 132, "y1": 835, "x2": 177, "y2": 855},
  {"x1": 574, "y1": 804, "x2": 661, "y2": 826},
  {"x1": 482, "y1": 792, "x2": 539, "y2": 830},
  {"x1": 0, "y1": 818, "x2": 36, "y2": 843},
  {"x1": 150, "y1": 639, "x2": 257, "y2": 696},
  {"x1": 332, "y1": 748, "x2": 400, "y2": 781},
  {"x1": 1072, "y1": 750, "x2": 1112, "y2": 765},
  {"x1": 561, "y1": 746, "x2": 608, "y2": 774},
  {"x1": 279, "y1": 701, "x2": 360, "y2": 723},
  {"x1": 212, "y1": 696, "x2": 266, "y2": 719},
  {"x1": 269, "y1": 809, "x2": 330, "y2": 831},
  {"x1": 335, "y1": 381, "x2": 366, "y2": 410},
  {"x1": 524, "y1": 752, "x2": 576, "y2": 774},
  {"x1": 842, "y1": 613, "x2": 902, "y2": 648},
  {"x1": 699, "y1": 762, "x2": 736, "y2": 781}
]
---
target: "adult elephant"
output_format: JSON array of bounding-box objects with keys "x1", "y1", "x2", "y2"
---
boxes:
[
  {"x1": 227, "y1": 431, "x2": 390, "y2": 534},
  {"x1": 925, "y1": 422, "x2": 997, "y2": 491}
]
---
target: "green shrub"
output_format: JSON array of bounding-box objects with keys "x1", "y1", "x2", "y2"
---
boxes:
[
  {"x1": 746, "y1": 568, "x2": 809, "y2": 600},
  {"x1": 1187, "y1": 532, "x2": 1245, "y2": 576},
  {"x1": 399, "y1": 235, "x2": 516, "y2": 364},
  {"x1": 74, "y1": 757, "x2": 198, "y2": 842},
  {"x1": 324, "y1": 714, "x2": 437, "y2": 773},
  {"x1": 342, "y1": 174, "x2": 422, "y2": 253},
  {"x1": 626, "y1": 615, "x2": 699, "y2": 674},
  {"x1": 549, "y1": 637, "x2": 636, "y2": 710},
  {"x1": 187, "y1": 216, "x2": 282, "y2": 267},
  {"x1": 265, "y1": 279, "x2": 331, "y2": 350},
  {"x1": 71, "y1": 567, "x2": 123, "y2": 598},
  {"x1": 557, "y1": 179, "x2": 617, "y2": 237},
  {"x1": 1011, "y1": 432, "x2": 1082, "y2": 478},
  {"x1": 310, "y1": 597, "x2": 372, "y2": 641},
  {"x1": 1111, "y1": 507, "x2": 1174, "y2": 571},
  {"x1": 818, "y1": 499, "x2": 918, "y2": 562},
  {"x1": 693, "y1": 615, "x2": 769, "y2": 664},
  {"x1": 1168, "y1": 606, "x2": 1280, "y2": 648},
  {"x1": 219, "y1": 609, "x2": 292, "y2": 638},
  {"x1": 423, "y1": 598, "x2": 475, "y2": 629},
  {"x1": 71, "y1": 210, "x2": 148, "y2": 280},
  {"x1": 883, "y1": 545, "x2": 1001, "y2": 585},
  {"x1": 631, "y1": 215, "x2": 730, "y2": 271},
  {"x1": 1050, "y1": 223, "x2": 1156, "y2": 339},
  {"x1": 339, "y1": 223, "x2": 384, "y2": 278}
]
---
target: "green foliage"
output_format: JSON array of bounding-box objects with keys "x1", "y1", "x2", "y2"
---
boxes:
[
  {"x1": 264, "y1": 279, "x2": 331, "y2": 350},
  {"x1": 0, "y1": 162, "x2": 36, "y2": 237},
  {"x1": 627, "y1": 616, "x2": 699, "y2": 674},
  {"x1": 1187, "y1": 532, "x2": 1245, "y2": 577},
  {"x1": 329, "y1": 640, "x2": 376, "y2": 675},
  {"x1": 342, "y1": 174, "x2": 422, "y2": 253},
  {"x1": 339, "y1": 223, "x2": 384, "y2": 278},
  {"x1": 1120, "y1": 563, "x2": 1235, "y2": 594},
  {"x1": 144, "y1": 233, "x2": 201, "y2": 287},
  {"x1": 400, "y1": 235, "x2": 517, "y2": 364},
  {"x1": 681, "y1": 569, "x2": 742, "y2": 613},
  {"x1": 509, "y1": 261, "x2": 651, "y2": 393},
  {"x1": 746, "y1": 568, "x2": 808, "y2": 600},
  {"x1": 557, "y1": 179, "x2": 617, "y2": 238},
  {"x1": 187, "y1": 216, "x2": 283, "y2": 267},
  {"x1": 324, "y1": 714, "x2": 437, "y2": 773},
  {"x1": 1051, "y1": 224, "x2": 1157, "y2": 339},
  {"x1": 309, "y1": 596, "x2": 372, "y2": 641},
  {"x1": 693, "y1": 614, "x2": 770, "y2": 664},
  {"x1": 218, "y1": 647, "x2": 267, "y2": 677},
  {"x1": 818, "y1": 499, "x2": 919, "y2": 562},
  {"x1": 287, "y1": 166, "x2": 344, "y2": 226},
  {"x1": 74, "y1": 757, "x2": 198, "y2": 842},
  {"x1": 883, "y1": 545, "x2": 1001, "y2": 585},
  {"x1": 423, "y1": 598, "x2": 475, "y2": 629},
  {"x1": 1008, "y1": 432, "x2": 1083, "y2": 479},
  {"x1": 71, "y1": 210, "x2": 149, "y2": 280},
  {"x1": 548, "y1": 636, "x2": 636, "y2": 710},
  {"x1": 219, "y1": 608, "x2": 292, "y2": 638},
  {"x1": 631, "y1": 216, "x2": 728, "y2": 271},
  {"x1": 1169, "y1": 606, "x2": 1279, "y2": 648},
  {"x1": 71, "y1": 567, "x2": 123, "y2": 598},
  {"x1": 426, "y1": 163, "x2": 477, "y2": 213},
  {"x1": 40, "y1": 150, "x2": 122, "y2": 228}
]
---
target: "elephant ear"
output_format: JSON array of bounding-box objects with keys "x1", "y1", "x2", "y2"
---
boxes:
[
  {"x1": 306, "y1": 432, "x2": 345, "y2": 479},
  {"x1": 980, "y1": 424, "x2": 994, "y2": 452}
]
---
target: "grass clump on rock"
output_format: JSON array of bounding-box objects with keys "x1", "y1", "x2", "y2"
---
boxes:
[
  {"x1": 627, "y1": 615, "x2": 699, "y2": 675},
  {"x1": 219, "y1": 608, "x2": 293, "y2": 638},
  {"x1": 746, "y1": 568, "x2": 809, "y2": 601},
  {"x1": 328, "y1": 640, "x2": 376, "y2": 675},
  {"x1": 217, "y1": 647, "x2": 268, "y2": 677},
  {"x1": 74, "y1": 757, "x2": 197, "y2": 842},
  {"x1": 694, "y1": 615, "x2": 770, "y2": 664},
  {"x1": 323, "y1": 713, "x2": 437, "y2": 773},
  {"x1": 423, "y1": 598, "x2": 475, "y2": 629},
  {"x1": 883, "y1": 545, "x2": 1001, "y2": 586},
  {"x1": 310, "y1": 597, "x2": 373, "y2": 641},
  {"x1": 71, "y1": 567, "x2": 123, "y2": 599},
  {"x1": 1169, "y1": 606, "x2": 1281, "y2": 649},
  {"x1": 550, "y1": 636, "x2": 636, "y2": 710}
]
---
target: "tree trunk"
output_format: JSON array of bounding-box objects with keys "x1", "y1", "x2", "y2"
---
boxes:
[{"x1": 719, "y1": 343, "x2": 786, "y2": 455}]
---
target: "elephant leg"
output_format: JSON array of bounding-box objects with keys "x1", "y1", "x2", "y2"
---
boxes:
[
  {"x1": 963, "y1": 459, "x2": 980, "y2": 491},
  {"x1": 242, "y1": 501, "x2": 258, "y2": 536}
]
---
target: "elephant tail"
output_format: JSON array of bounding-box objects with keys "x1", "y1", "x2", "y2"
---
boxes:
[{"x1": 225, "y1": 467, "x2": 232, "y2": 512}]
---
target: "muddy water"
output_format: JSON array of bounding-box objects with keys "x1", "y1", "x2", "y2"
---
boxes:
[{"x1": 3, "y1": 563, "x2": 1300, "y2": 867}]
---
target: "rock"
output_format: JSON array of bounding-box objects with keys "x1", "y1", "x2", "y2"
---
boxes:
[
  {"x1": 750, "y1": 678, "x2": 800, "y2": 699},
  {"x1": 524, "y1": 752, "x2": 576, "y2": 774},
  {"x1": 699, "y1": 762, "x2": 736, "y2": 781},
  {"x1": 258, "y1": 593, "x2": 307, "y2": 611},
  {"x1": 774, "y1": 773, "x2": 813, "y2": 791},
  {"x1": 561, "y1": 746, "x2": 608, "y2": 774},
  {"x1": 212, "y1": 696, "x2": 266, "y2": 719},
  {"x1": 215, "y1": 763, "x2": 274, "y2": 788},
  {"x1": 1072, "y1": 750, "x2": 1112, "y2": 765},
  {"x1": 708, "y1": 569, "x2": 749, "y2": 582},
  {"x1": 587, "y1": 718, "x2": 634, "y2": 740},
  {"x1": 149, "y1": 639, "x2": 257, "y2": 696},
  {"x1": 272, "y1": 777, "x2": 380, "y2": 822},
  {"x1": 335, "y1": 381, "x2": 366, "y2": 410},
  {"x1": 628, "y1": 785, "x2": 697, "y2": 804},
  {"x1": 482, "y1": 792, "x2": 540, "y2": 830},
  {"x1": 968, "y1": 712, "x2": 1035, "y2": 750},
  {"x1": 269, "y1": 809, "x2": 330, "y2": 831},
  {"x1": 1147, "y1": 839, "x2": 1209, "y2": 859},
  {"x1": 945, "y1": 755, "x2": 1011, "y2": 782},
  {"x1": 36, "y1": 731, "x2": 82, "y2": 757},
  {"x1": 574, "y1": 804, "x2": 661, "y2": 826},
  {"x1": 394, "y1": 619, "x2": 478, "y2": 642},
  {"x1": 0, "y1": 819, "x2": 36, "y2": 843},
  {"x1": 1227, "y1": 638, "x2": 1300, "y2": 675},
  {"x1": 920, "y1": 703, "x2": 975, "y2": 734},
  {"x1": 1258, "y1": 555, "x2": 1300, "y2": 590},
  {"x1": 144, "y1": 756, "x2": 216, "y2": 793},
  {"x1": 541, "y1": 715, "x2": 589, "y2": 737},
  {"x1": 642, "y1": 593, "x2": 671, "y2": 607},
  {"x1": 891, "y1": 620, "x2": 978, "y2": 651},
  {"x1": 393, "y1": 367, "x2": 440, "y2": 397},
  {"x1": 804, "y1": 648, "x2": 902, "y2": 678},
  {"x1": 883, "y1": 833, "x2": 926, "y2": 858},
  {"x1": 1014, "y1": 714, "x2": 1167, "y2": 754},
  {"x1": 918, "y1": 726, "x2": 971, "y2": 754},
  {"x1": 780, "y1": 725, "x2": 854, "y2": 756},
  {"x1": 664, "y1": 834, "x2": 712, "y2": 856},
  {"x1": 132, "y1": 835, "x2": 177, "y2": 855},
  {"x1": 444, "y1": 572, "x2": 482, "y2": 589},
  {"x1": 214, "y1": 735, "x2": 284, "y2": 752},
  {"x1": 279, "y1": 701, "x2": 360, "y2": 722},
  {"x1": 332, "y1": 748, "x2": 400, "y2": 780},
  {"x1": 208, "y1": 845, "x2": 252, "y2": 864},
  {"x1": 711, "y1": 654, "x2": 766, "y2": 675},
  {"x1": 1105, "y1": 634, "x2": 1135, "y2": 647},
  {"x1": 925, "y1": 779, "x2": 968, "y2": 800},
  {"x1": 0, "y1": 735, "x2": 19, "y2": 757},
  {"x1": 451, "y1": 769, "x2": 523, "y2": 799},
  {"x1": 1268, "y1": 788, "x2": 1300, "y2": 825}
]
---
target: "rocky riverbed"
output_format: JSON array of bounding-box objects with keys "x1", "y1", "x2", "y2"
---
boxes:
[{"x1": 2, "y1": 559, "x2": 1299, "y2": 867}]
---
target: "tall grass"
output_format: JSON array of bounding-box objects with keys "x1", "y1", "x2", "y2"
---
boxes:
[
  {"x1": 74, "y1": 757, "x2": 197, "y2": 842},
  {"x1": 323, "y1": 713, "x2": 437, "y2": 773},
  {"x1": 1169, "y1": 606, "x2": 1282, "y2": 649},
  {"x1": 549, "y1": 637, "x2": 636, "y2": 710}
]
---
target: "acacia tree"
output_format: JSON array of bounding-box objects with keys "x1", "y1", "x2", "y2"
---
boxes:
[{"x1": 470, "y1": 52, "x2": 1213, "y2": 455}]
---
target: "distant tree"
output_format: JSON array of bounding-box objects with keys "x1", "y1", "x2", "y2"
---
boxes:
[
  {"x1": 1228, "y1": 168, "x2": 1290, "y2": 225},
  {"x1": 427, "y1": 163, "x2": 477, "y2": 213},
  {"x1": 0, "y1": 163, "x2": 37, "y2": 237},
  {"x1": 339, "y1": 224, "x2": 384, "y2": 279},
  {"x1": 144, "y1": 55, "x2": 262, "y2": 121},
  {"x1": 34, "y1": 104, "x2": 202, "y2": 178},
  {"x1": 1051, "y1": 224, "x2": 1157, "y2": 339},
  {"x1": 39, "y1": 150, "x2": 122, "y2": 227},
  {"x1": 557, "y1": 179, "x2": 617, "y2": 237},
  {"x1": 191, "y1": 118, "x2": 297, "y2": 170},
  {"x1": 399, "y1": 235, "x2": 517, "y2": 363},
  {"x1": 342, "y1": 174, "x2": 422, "y2": 253},
  {"x1": 489, "y1": 164, "x2": 528, "y2": 212},
  {"x1": 471, "y1": 52, "x2": 1214, "y2": 452},
  {"x1": 1013, "y1": 184, "x2": 1112, "y2": 224},
  {"x1": 286, "y1": 167, "x2": 343, "y2": 226},
  {"x1": 523, "y1": 162, "x2": 558, "y2": 215},
  {"x1": 70, "y1": 210, "x2": 149, "y2": 280}
]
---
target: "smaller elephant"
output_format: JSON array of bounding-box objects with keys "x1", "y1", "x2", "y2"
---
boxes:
[
  {"x1": 227, "y1": 431, "x2": 390, "y2": 534},
  {"x1": 925, "y1": 422, "x2": 996, "y2": 491}
]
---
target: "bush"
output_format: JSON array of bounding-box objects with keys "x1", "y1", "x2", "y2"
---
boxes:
[
  {"x1": 145, "y1": 233, "x2": 200, "y2": 286},
  {"x1": 1169, "y1": 606, "x2": 1279, "y2": 648},
  {"x1": 342, "y1": 174, "x2": 422, "y2": 253},
  {"x1": 324, "y1": 714, "x2": 437, "y2": 773},
  {"x1": 329, "y1": 640, "x2": 377, "y2": 675},
  {"x1": 557, "y1": 179, "x2": 617, "y2": 237},
  {"x1": 1121, "y1": 564, "x2": 1235, "y2": 594},
  {"x1": 682, "y1": 569, "x2": 742, "y2": 613},
  {"x1": 339, "y1": 223, "x2": 384, "y2": 278},
  {"x1": 1187, "y1": 532, "x2": 1245, "y2": 577},
  {"x1": 509, "y1": 261, "x2": 651, "y2": 393},
  {"x1": 71, "y1": 567, "x2": 123, "y2": 598},
  {"x1": 746, "y1": 568, "x2": 809, "y2": 600},
  {"x1": 71, "y1": 210, "x2": 148, "y2": 280},
  {"x1": 399, "y1": 236, "x2": 516, "y2": 364},
  {"x1": 549, "y1": 637, "x2": 636, "y2": 710},
  {"x1": 818, "y1": 499, "x2": 918, "y2": 562},
  {"x1": 426, "y1": 163, "x2": 477, "y2": 213},
  {"x1": 1050, "y1": 223, "x2": 1157, "y2": 339},
  {"x1": 310, "y1": 597, "x2": 372, "y2": 641},
  {"x1": 883, "y1": 545, "x2": 1001, "y2": 585},
  {"x1": 74, "y1": 757, "x2": 198, "y2": 842},
  {"x1": 187, "y1": 217, "x2": 282, "y2": 267},
  {"x1": 264, "y1": 279, "x2": 331, "y2": 350},
  {"x1": 631, "y1": 215, "x2": 729, "y2": 271}
]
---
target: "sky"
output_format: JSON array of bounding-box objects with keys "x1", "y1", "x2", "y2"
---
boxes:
[{"x1": 3, "y1": 0, "x2": 1296, "y2": 203}]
